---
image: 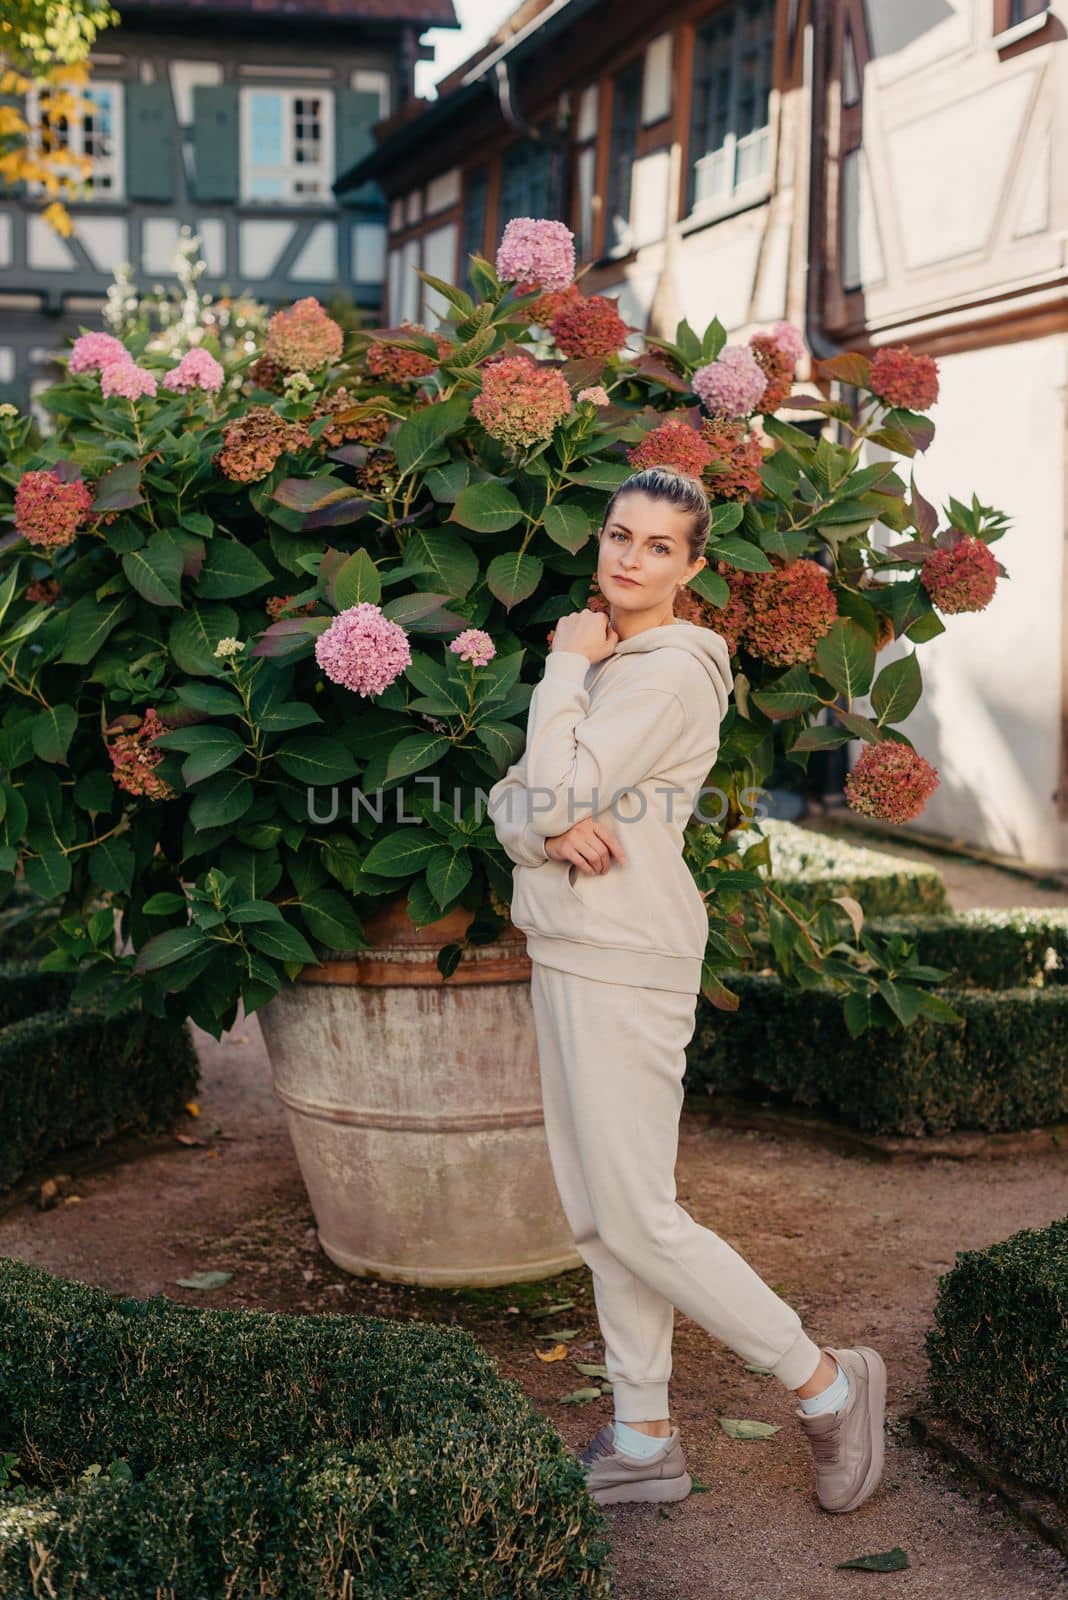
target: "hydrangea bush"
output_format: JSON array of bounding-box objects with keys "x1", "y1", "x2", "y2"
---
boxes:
[{"x1": 0, "y1": 220, "x2": 1010, "y2": 1039}]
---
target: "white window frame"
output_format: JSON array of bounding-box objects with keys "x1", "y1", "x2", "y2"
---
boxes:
[
  {"x1": 24, "y1": 79, "x2": 124, "y2": 203},
  {"x1": 240, "y1": 85, "x2": 335, "y2": 206}
]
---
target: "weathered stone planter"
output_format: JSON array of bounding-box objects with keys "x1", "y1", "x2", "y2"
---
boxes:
[{"x1": 257, "y1": 896, "x2": 581, "y2": 1288}]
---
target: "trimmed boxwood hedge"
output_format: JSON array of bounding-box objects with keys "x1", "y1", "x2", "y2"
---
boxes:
[
  {"x1": 0, "y1": 1258, "x2": 611, "y2": 1599},
  {"x1": 687, "y1": 971, "x2": 1068, "y2": 1135},
  {"x1": 0, "y1": 962, "x2": 200, "y2": 1192},
  {"x1": 925, "y1": 1216, "x2": 1068, "y2": 1503}
]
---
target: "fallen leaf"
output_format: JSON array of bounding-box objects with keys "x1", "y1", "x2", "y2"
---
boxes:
[
  {"x1": 717, "y1": 1417, "x2": 781, "y2": 1440},
  {"x1": 174, "y1": 1134, "x2": 208, "y2": 1147},
  {"x1": 184, "y1": 1101, "x2": 200, "y2": 1117},
  {"x1": 175, "y1": 1270, "x2": 232, "y2": 1290},
  {"x1": 743, "y1": 1363, "x2": 772, "y2": 1375},
  {"x1": 536, "y1": 1343, "x2": 569, "y2": 1363},
  {"x1": 573, "y1": 1362, "x2": 608, "y2": 1379},
  {"x1": 558, "y1": 1386, "x2": 603, "y2": 1405},
  {"x1": 536, "y1": 1328, "x2": 579, "y2": 1341},
  {"x1": 836, "y1": 1548, "x2": 910, "y2": 1572},
  {"x1": 530, "y1": 1300, "x2": 575, "y2": 1319}
]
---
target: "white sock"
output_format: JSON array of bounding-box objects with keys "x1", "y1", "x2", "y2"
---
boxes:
[
  {"x1": 799, "y1": 1356, "x2": 850, "y2": 1416},
  {"x1": 614, "y1": 1419, "x2": 671, "y2": 1458}
]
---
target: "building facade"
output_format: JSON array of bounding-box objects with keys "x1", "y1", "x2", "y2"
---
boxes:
[
  {"x1": 0, "y1": 0, "x2": 457, "y2": 412},
  {"x1": 337, "y1": 0, "x2": 1068, "y2": 873}
]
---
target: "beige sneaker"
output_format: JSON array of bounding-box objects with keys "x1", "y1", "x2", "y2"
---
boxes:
[
  {"x1": 795, "y1": 1345, "x2": 887, "y2": 1513},
  {"x1": 575, "y1": 1421, "x2": 692, "y2": 1506}
]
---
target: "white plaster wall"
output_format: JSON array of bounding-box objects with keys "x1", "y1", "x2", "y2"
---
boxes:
[{"x1": 851, "y1": 333, "x2": 1067, "y2": 869}]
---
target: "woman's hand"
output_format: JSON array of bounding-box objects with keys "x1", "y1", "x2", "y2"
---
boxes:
[
  {"x1": 544, "y1": 815, "x2": 627, "y2": 874},
  {"x1": 550, "y1": 608, "x2": 619, "y2": 664}
]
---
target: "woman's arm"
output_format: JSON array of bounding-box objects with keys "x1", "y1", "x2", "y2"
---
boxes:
[
  {"x1": 487, "y1": 749, "x2": 551, "y2": 868},
  {"x1": 518, "y1": 651, "x2": 687, "y2": 838}
]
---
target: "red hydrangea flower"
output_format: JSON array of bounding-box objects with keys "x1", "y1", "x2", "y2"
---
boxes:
[
  {"x1": 526, "y1": 283, "x2": 582, "y2": 326},
  {"x1": 869, "y1": 345, "x2": 939, "y2": 411},
  {"x1": 264, "y1": 296, "x2": 344, "y2": 373},
  {"x1": 14, "y1": 469, "x2": 93, "y2": 548},
  {"x1": 919, "y1": 535, "x2": 998, "y2": 614},
  {"x1": 707, "y1": 557, "x2": 837, "y2": 666},
  {"x1": 549, "y1": 294, "x2": 627, "y2": 359},
  {"x1": 701, "y1": 419, "x2": 765, "y2": 502},
  {"x1": 627, "y1": 418, "x2": 713, "y2": 476},
  {"x1": 845, "y1": 740, "x2": 939, "y2": 823},
  {"x1": 366, "y1": 325, "x2": 450, "y2": 381},
  {"x1": 748, "y1": 332, "x2": 796, "y2": 412},
  {"x1": 106, "y1": 707, "x2": 179, "y2": 801},
  {"x1": 215, "y1": 406, "x2": 313, "y2": 483}
]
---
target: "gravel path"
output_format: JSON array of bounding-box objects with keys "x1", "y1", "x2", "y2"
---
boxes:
[{"x1": 1, "y1": 823, "x2": 1065, "y2": 1598}]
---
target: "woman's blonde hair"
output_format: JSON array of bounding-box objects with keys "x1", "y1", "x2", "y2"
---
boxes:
[{"x1": 602, "y1": 467, "x2": 711, "y2": 564}]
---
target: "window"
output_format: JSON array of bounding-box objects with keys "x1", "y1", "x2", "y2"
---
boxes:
[
  {"x1": 499, "y1": 130, "x2": 560, "y2": 223},
  {"x1": 460, "y1": 163, "x2": 488, "y2": 290},
  {"x1": 241, "y1": 87, "x2": 333, "y2": 203},
  {"x1": 1010, "y1": 0, "x2": 1048, "y2": 22},
  {"x1": 605, "y1": 59, "x2": 641, "y2": 254},
  {"x1": 25, "y1": 80, "x2": 123, "y2": 200},
  {"x1": 687, "y1": 0, "x2": 775, "y2": 217}
]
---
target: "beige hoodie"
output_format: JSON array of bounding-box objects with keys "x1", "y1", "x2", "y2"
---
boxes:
[{"x1": 487, "y1": 619, "x2": 733, "y2": 993}]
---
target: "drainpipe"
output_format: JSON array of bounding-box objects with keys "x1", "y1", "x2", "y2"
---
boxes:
[
  {"x1": 801, "y1": 0, "x2": 843, "y2": 364},
  {"x1": 489, "y1": 54, "x2": 574, "y2": 234}
]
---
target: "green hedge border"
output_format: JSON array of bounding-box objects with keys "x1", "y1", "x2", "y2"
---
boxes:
[
  {"x1": 924, "y1": 1216, "x2": 1068, "y2": 1503},
  {"x1": 0, "y1": 1258, "x2": 611, "y2": 1599},
  {"x1": 687, "y1": 972, "x2": 1068, "y2": 1135}
]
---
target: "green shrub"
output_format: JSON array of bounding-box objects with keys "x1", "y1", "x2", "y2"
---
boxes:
[
  {"x1": 0, "y1": 1258, "x2": 611, "y2": 1599},
  {"x1": 744, "y1": 906, "x2": 1068, "y2": 989},
  {"x1": 730, "y1": 818, "x2": 950, "y2": 916},
  {"x1": 687, "y1": 971, "x2": 1068, "y2": 1134},
  {"x1": 925, "y1": 1217, "x2": 1068, "y2": 1503},
  {"x1": 0, "y1": 996, "x2": 198, "y2": 1191}
]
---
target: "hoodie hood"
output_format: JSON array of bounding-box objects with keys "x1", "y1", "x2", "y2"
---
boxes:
[{"x1": 599, "y1": 619, "x2": 734, "y2": 713}]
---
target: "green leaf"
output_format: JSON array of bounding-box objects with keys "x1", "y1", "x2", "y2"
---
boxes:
[
  {"x1": 242, "y1": 918, "x2": 318, "y2": 964},
  {"x1": 750, "y1": 667, "x2": 820, "y2": 720},
  {"x1": 188, "y1": 771, "x2": 254, "y2": 831},
  {"x1": 686, "y1": 568, "x2": 730, "y2": 608},
  {"x1": 143, "y1": 891, "x2": 187, "y2": 915},
  {"x1": 361, "y1": 830, "x2": 442, "y2": 878},
  {"x1": 870, "y1": 650, "x2": 921, "y2": 726},
  {"x1": 273, "y1": 475, "x2": 350, "y2": 513},
  {"x1": 425, "y1": 844, "x2": 472, "y2": 908},
  {"x1": 298, "y1": 887, "x2": 368, "y2": 950},
  {"x1": 450, "y1": 481, "x2": 523, "y2": 532},
  {"x1": 565, "y1": 462, "x2": 633, "y2": 490},
  {"x1": 475, "y1": 720, "x2": 525, "y2": 767},
  {"x1": 393, "y1": 395, "x2": 470, "y2": 476},
  {"x1": 717, "y1": 1417, "x2": 782, "y2": 1440},
  {"x1": 228, "y1": 900, "x2": 285, "y2": 925},
  {"x1": 402, "y1": 528, "x2": 480, "y2": 597},
  {"x1": 24, "y1": 848, "x2": 71, "y2": 898},
  {"x1": 30, "y1": 704, "x2": 77, "y2": 764},
  {"x1": 88, "y1": 837, "x2": 135, "y2": 894},
  {"x1": 169, "y1": 604, "x2": 241, "y2": 676},
  {"x1": 707, "y1": 501, "x2": 744, "y2": 536},
  {"x1": 876, "y1": 979, "x2": 923, "y2": 1026},
  {"x1": 91, "y1": 460, "x2": 143, "y2": 512},
  {"x1": 814, "y1": 619, "x2": 876, "y2": 700},
  {"x1": 175, "y1": 682, "x2": 245, "y2": 717},
  {"x1": 133, "y1": 926, "x2": 209, "y2": 973},
  {"x1": 708, "y1": 535, "x2": 773, "y2": 573},
  {"x1": 122, "y1": 532, "x2": 185, "y2": 607},
  {"x1": 836, "y1": 1549, "x2": 909, "y2": 1573},
  {"x1": 157, "y1": 725, "x2": 246, "y2": 786},
  {"x1": 194, "y1": 540, "x2": 273, "y2": 600},
  {"x1": 542, "y1": 502, "x2": 592, "y2": 552},
  {"x1": 330, "y1": 547, "x2": 382, "y2": 609},
  {"x1": 58, "y1": 593, "x2": 135, "y2": 665},
  {"x1": 384, "y1": 732, "x2": 450, "y2": 783},
  {"x1": 486, "y1": 551, "x2": 542, "y2": 609},
  {"x1": 274, "y1": 736, "x2": 359, "y2": 785}
]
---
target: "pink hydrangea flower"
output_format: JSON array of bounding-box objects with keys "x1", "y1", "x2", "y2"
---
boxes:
[
  {"x1": 314, "y1": 602, "x2": 412, "y2": 697},
  {"x1": 264, "y1": 296, "x2": 344, "y2": 373},
  {"x1": 68, "y1": 331, "x2": 130, "y2": 374},
  {"x1": 162, "y1": 347, "x2": 225, "y2": 394},
  {"x1": 577, "y1": 386, "x2": 610, "y2": 406},
  {"x1": 101, "y1": 361, "x2": 158, "y2": 400},
  {"x1": 692, "y1": 346, "x2": 768, "y2": 419},
  {"x1": 768, "y1": 321, "x2": 806, "y2": 365},
  {"x1": 919, "y1": 535, "x2": 999, "y2": 614},
  {"x1": 472, "y1": 354, "x2": 573, "y2": 450},
  {"x1": 448, "y1": 628, "x2": 496, "y2": 667},
  {"x1": 495, "y1": 217, "x2": 576, "y2": 292},
  {"x1": 14, "y1": 468, "x2": 93, "y2": 548},
  {"x1": 844, "y1": 740, "x2": 939, "y2": 824}
]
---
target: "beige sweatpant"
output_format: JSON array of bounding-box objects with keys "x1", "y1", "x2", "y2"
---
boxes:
[{"x1": 529, "y1": 959, "x2": 824, "y2": 1422}]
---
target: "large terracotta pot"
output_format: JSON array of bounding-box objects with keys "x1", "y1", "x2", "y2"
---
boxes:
[{"x1": 256, "y1": 895, "x2": 581, "y2": 1287}]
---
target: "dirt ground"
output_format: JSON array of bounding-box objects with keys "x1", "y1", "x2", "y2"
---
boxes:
[{"x1": 1, "y1": 820, "x2": 1066, "y2": 1599}]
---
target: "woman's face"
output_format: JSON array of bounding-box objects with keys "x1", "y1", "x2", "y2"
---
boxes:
[{"x1": 596, "y1": 491, "x2": 707, "y2": 612}]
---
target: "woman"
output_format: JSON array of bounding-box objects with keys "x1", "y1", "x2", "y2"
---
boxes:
[{"x1": 487, "y1": 467, "x2": 887, "y2": 1511}]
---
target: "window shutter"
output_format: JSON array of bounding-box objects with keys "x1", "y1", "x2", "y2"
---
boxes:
[
  {"x1": 335, "y1": 88, "x2": 384, "y2": 209},
  {"x1": 125, "y1": 82, "x2": 176, "y2": 203},
  {"x1": 192, "y1": 83, "x2": 239, "y2": 203}
]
